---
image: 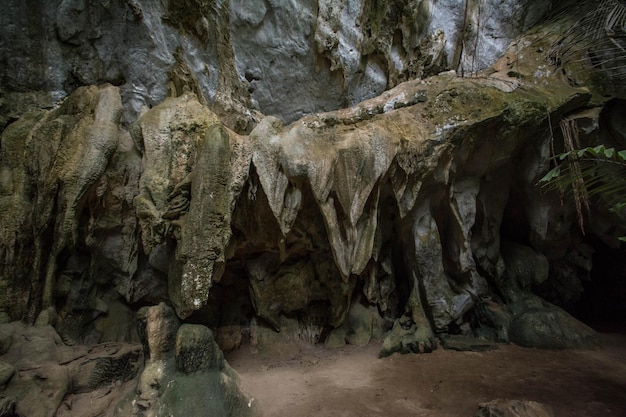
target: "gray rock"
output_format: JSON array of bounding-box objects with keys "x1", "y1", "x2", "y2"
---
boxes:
[
  {"x1": 116, "y1": 304, "x2": 257, "y2": 417},
  {"x1": 474, "y1": 298, "x2": 513, "y2": 343},
  {"x1": 0, "y1": 396, "x2": 16, "y2": 417},
  {"x1": 0, "y1": 0, "x2": 553, "y2": 127},
  {"x1": 501, "y1": 241, "x2": 549, "y2": 290},
  {"x1": 142, "y1": 303, "x2": 180, "y2": 361},
  {"x1": 439, "y1": 335, "x2": 497, "y2": 352},
  {"x1": 0, "y1": 361, "x2": 15, "y2": 386},
  {"x1": 216, "y1": 325, "x2": 243, "y2": 352},
  {"x1": 1, "y1": 3, "x2": 624, "y2": 383},
  {"x1": 175, "y1": 324, "x2": 224, "y2": 373},
  {"x1": 34, "y1": 307, "x2": 57, "y2": 328},
  {"x1": 68, "y1": 347, "x2": 141, "y2": 394},
  {"x1": 380, "y1": 315, "x2": 436, "y2": 358},
  {"x1": 326, "y1": 301, "x2": 383, "y2": 348},
  {"x1": 325, "y1": 327, "x2": 348, "y2": 349},
  {"x1": 432, "y1": 0, "x2": 552, "y2": 76},
  {"x1": 510, "y1": 306, "x2": 599, "y2": 349},
  {"x1": 474, "y1": 399, "x2": 554, "y2": 417},
  {"x1": 0, "y1": 327, "x2": 11, "y2": 356},
  {"x1": 403, "y1": 198, "x2": 487, "y2": 332}
]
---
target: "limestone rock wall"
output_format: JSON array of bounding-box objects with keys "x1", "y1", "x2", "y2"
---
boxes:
[
  {"x1": 0, "y1": 55, "x2": 614, "y2": 354},
  {"x1": 115, "y1": 303, "x2": 257, "y2": 417},
  {"x1": 2, "y1": 1, "x2": 626, "y2": 414},
  {"x1": 1, "y1": 0, "x2": 623, "y2": 349},
  {"x1": 0, "y1": 0, "x2": 551, "y2": 129}
]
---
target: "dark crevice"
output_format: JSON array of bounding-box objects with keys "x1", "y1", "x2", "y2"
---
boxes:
[{"x1": 574, "y1": 235, "x2": 626, "y2": 330}]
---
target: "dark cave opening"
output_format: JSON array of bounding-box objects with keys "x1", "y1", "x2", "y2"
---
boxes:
[
  {"x1": 183, "y1": 174, "x2": 426, "y2": 350},
  {"x1": 498, "y1": 181, "x2": 626, "y2": 333},
  {"x1": 574, "y1": 236, "x2": 626, "y2": 331},
  {"x1": 185, "y1": 261, "x2": 256, "y2": 350},
  {"x1": 377, "y1": 180, "x2": 413, "y2": 327},
  {"x1": 500, "y1": 184, "x2": 531, "y2": 247},
  {"x1": 570, "y1": 98, "x2": 626, "y2": 330}
]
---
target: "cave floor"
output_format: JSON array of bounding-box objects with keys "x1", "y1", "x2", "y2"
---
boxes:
[{"x1": 226, "y1": 330, "x2": 626, "y2": 417}]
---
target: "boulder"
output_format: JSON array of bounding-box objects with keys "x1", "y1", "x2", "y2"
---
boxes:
[
  {"x1": 473, "y1": 298, "x2": 513, "y2": 343},
  {"x1": 176, "y1": 324, "x2": 224, "y2": 373},
  {"x1": 380, "y1": 315, "x2": 436, "y2": 358},
  {"x1": 216, "y1": 325, "x2": 243, "y2": 352},
  {"x1": 116, "y1": 304, "x2": 258, "y2": 417},
  {"x1": 0, "y1": 328, "x2": 11, "y2": 356},
  {"x1": 510, "y1": 306, "x2": 599, "y2": 349},
  {"x1": 0, "y1": 321, "x2": 141, "y2": 417},
  {"x1": 326, "y1": 301, "x2": 384, "y2": 348},
  {"x1": 439, "y1": 335, "x2": 497, "y2": 352},
  {"x1": 0, "y1": 397, "x2": 16, "y2": 417},
  {"x1": 68, "y1": 347, "x2": 141, "y2": 394},
  {"x1": 0, "y1": 362, "x2": 15, "y2": 387},
  {"x1": 474, "y1": 399, "x2": 554, "y2": 417},
  {"x1": 501, "y1": 241, "x2": 550, "y2": 290}
]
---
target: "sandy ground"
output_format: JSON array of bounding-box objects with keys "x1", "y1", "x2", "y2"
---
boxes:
[{"x1": 226, "y1": 331, "x2": 626, "y2": 417}]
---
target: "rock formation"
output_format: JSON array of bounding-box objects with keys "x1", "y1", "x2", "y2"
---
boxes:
[
  {"x1": 474, "y1": 399, "x2": 554, "y2": 417},
  {"x1": 1, "y1": 0, "x2": 625, "y2": 415},
  {"x1": 115, "y1": 303, "x2": 257, "y2": 417},
  {"x1": 0, "y1": 320, "x2": 141, "y2": 417}
]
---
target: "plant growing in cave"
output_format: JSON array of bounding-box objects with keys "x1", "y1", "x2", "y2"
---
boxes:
[
  {"x1": 549, "y1": 0, "x2": 626, "y2": 87},
  {"x1": 540, "y1": 120, "x2": 626, "y2": 237},
  {"x1": 541, "y1": 0, "x2": 626, "y2": 235}
]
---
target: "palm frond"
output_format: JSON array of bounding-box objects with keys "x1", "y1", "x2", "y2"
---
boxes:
[
  {"x1": 540, "y1": 136, "x2": 626, "y2": 230},
  {"x1": 550, "y1": 0, "x2": 626, "y2": 85}
]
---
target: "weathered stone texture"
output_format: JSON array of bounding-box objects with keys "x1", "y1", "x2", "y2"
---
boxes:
[
  {"x1": 0, "y1": 0, "x2": 552, "y2": 127},
  {"x1": 1, "y1": 2, "x2": 625, "y2": 415},
  {"x1": 116, "y1": 303, "x2": 257, "y2": 417}
]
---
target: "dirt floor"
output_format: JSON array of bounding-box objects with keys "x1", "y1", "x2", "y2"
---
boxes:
[{"x1": 226, "y1": 330, "x2": 626, "y2": 417}]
